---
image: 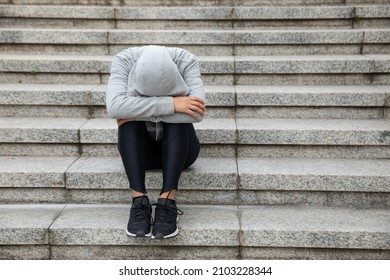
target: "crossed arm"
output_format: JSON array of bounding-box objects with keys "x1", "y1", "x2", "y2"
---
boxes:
[{"x1": 116, "y1": 96, "x2": 205, "y2": 126}]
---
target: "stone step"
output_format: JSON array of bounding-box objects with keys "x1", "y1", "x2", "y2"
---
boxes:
[
  {"x1": 0, "y1": 0, "x2": 374, "y2": 7},
  {"x1": 1, "y1": 54, "x2": 389, "y2": 86},
  {"x1": 238, "y1": 157, "x2": 390, "y2": 192},
  {"x1": 0, "y1": 55, "x2": 233, "y2": 85},
  {"x1": 3, "y1": 142, "x2": 390, "y2": 159},
  {"x1": 0, "y1": 53, "x2": 387, "y2": 74},
  {"x1": 236, "y1": 85, "x2": 390, "y2": 107},
  {"x1": 236, "y1": 85, "x2": 390, "y2": 119},
  {"x1": 1, "y1": 84, "x2": 388, "y2": 119},
  {"x1": 236, "y1": 85, "x2": 390, "y2": 118},
  {"x1": 0, "y1": 117, "x2": 88, "y2": 144},
  {"x1": 0, "y1": 117, "x2": 237, "y2": 146},
  {"x1": 3, "y1": 156, "x2": 388, "y2": 191},
  {"x1": 1, "y1": 5, "x2": 389, "y2": 29},
  {"x1": 237, "y1": 118, "x2": 390, "y2": 145},
  {"x1": 1, "y1": 117, "x2": 389, "y2": 147},
  {"x1": 1, "y1": 29, "x2": 389, "y2": 56},
  {"x1": 1, "y1": 156, "x2": 389, "y2": 207},
  {"x1": 1, "y1": 117, "x2": 389, "y2": 158},
  {"x1": 0, "y1": 156, "x2": 236, "y2": 204},
  {"x1": 0, "y1": 83, "x2": 386, "y2": 106},
  {"x1": 0, "y1": 203, "x2": 389, "y2": 259},
  {"x1": 86, "y1": 117, "x2": 390, "y2": 146},
  {"x1": 0, "y1": 5, "x2": 388, "y2": 20},
  {"x1": 0, "y1": 118, "x2": 236, "y2": 158},
  {"x1": 0, "y1": 84, "x2": 235, "y2": 118},
  {"x1": 4, "y1": 0, "x2": 390, "y2": 6}
]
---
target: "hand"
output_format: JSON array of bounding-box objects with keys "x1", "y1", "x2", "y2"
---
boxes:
[
  {"x1": 173, "y1": 96, "x2": 206, "y2": 120},
  {"x1": 116, "y1": 118, "x2": 135, "y2": 126}
]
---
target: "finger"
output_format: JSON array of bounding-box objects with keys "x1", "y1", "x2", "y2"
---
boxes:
[
  {"x1": 190, "y1": 104, "x2": 205, "y2": 117},
  {"x1": 190, "y1": 105, "x2": 205, "y2": 115},
  {"x1": 190, "y1": 100, "x2": 206, "y2": 110},
  {"x1": 187, "y1": 109, "x2": 199, "y2": 120},
  {"x1": 189, "y1": 96, "x2": 205, "y2": 104}
]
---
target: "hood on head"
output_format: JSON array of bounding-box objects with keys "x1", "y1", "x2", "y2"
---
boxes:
[{"x1": 129, "y1": 46, "x2": 189, "y2": 97}]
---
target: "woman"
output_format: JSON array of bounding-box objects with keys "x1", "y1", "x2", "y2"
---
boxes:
[{"x1": 106, "y1": 45, "x2": 206, "y2": 239}]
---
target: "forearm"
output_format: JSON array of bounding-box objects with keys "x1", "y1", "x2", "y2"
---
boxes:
[{"x1": 156, "y1": 112, "x2": 203, "y2": 123}]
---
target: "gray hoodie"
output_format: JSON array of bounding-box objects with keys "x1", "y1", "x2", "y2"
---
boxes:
[{"x1": 106, "y1": 45, "x2": 205, "y2": 123}]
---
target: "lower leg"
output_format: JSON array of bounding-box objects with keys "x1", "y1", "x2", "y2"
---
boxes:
[
  {"x1": 160, "y1": 123, "x2": 199, "y2": 198},
  {"x1": 118, "y1": 122, "x2": 149, "y2": 194},
  {"x1": 119, "y1": 122, "x2": 155, "y2": 237},
  {"x1": 160, "y1": 123, "x2": 189, "y2": 195},
  {"x1": 151, "y1": 124, "x2": 186, "y2": 239},
  {"x1": 160, "y1": 189, "x2": 176, "y2": 200},
  {"x1": 132, "y1": 189, "x2": 146, "y2": 198}
]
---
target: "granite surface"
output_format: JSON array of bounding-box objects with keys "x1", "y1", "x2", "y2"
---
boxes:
[
  {"x1": 1, "y1": 0, "x2": 390, "y2": 260},
  {"x1": 235, "y1": 55, "x2": 374, "y2": 74},
  {"x1": 237, "y1": 118, "x2": 390, "y2": 145},
  {"x1": 240, "y1": 206, "x2": 390, "y2": 249},
  {"x1": 0, "y1": 204, "x2": 65, "y2": 244},
  {"x1": 0, "y1": 83, "x2": 95, "y2": 106},
  {"x1": 355, "y1": 5, "x2": 390, "y2": 18},
  {"x1": 364, "y1": 30, "x2": 390, "y2": 43},
  {"x1": 2, "y1": 28, "x2": 375, "y2": 46},
  {"x1": 0, "y1": 156, "x2": 77, "y2": 188},
  {"x1": 238, "y1": 157, "x2": 390, "y2": 192},
  {"x1": 0, "y1": 29, "x2": 108, "y2": 44},
  {"x1": 66, "y1": 156, "x2": 237, "y2": 190},
  {"x1": 0, "y1": 188, "x2": 67, "y2": 204},
  {"x1": 236, "y1": 107, "x2": 384, "y2": 119},
  {"x1": 0, "y1": 5, "x2": 114, "y2": 19},
  {"x1": 49, "y1": 204, "x2": 240, "y2": 246},
  {"x1": 0, "y1": 54, "x2": 112, "y2": 73},
  {"x1": 237, "y1": 145, "x2": 390, "y2": 159},
  {"x1": 0, "y1": 245, "x2": 50, "y2": 260},
  {"x1": 78, "y1": 117, "x2": 238, "y2": 145},
  {"x1": 241, "y1": 247, "x2": 390, "y2": 260},
  {"x1": 194, "y1": 118, "x2": 237, "y2": 144},
  {"x1": 2, "y1": 154, "x2": 389, "y2": 205},
  {"x1": 3, "y1": 54, "x2": 385, "y2": 75},
  {"x1": 236, "y1": 44, "x2": 361, "y2": 56},
  {"x1": 109, "y1": 30, "x2": 233, "y2": 45},
  {"x1": 0, "y1": 117, "x2": 87, "y2": 143},
  {"x1": 235, "y1": 85, "x2": 388, "y2": 106},
  {"x1": 51, "y1": 245, "x2": 239, "y2": 260},
  {"x1": 235, "y1": 30, "x2": 363, "y2": 45},
  {"x1": 234, "y1": 6, "x2": 353, "y2": 19},
  {"x1": 116, "y1": 7, "x2": 233, "y2": 20},
  {"x1": 1, "y1": 203, "x2": 388, "y2": 255},
  {"x1": 238, "y1": 190, "x2": 390, "y2": 208}
]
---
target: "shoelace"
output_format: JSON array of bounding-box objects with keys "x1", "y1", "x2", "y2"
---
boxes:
[
  {"x1": 152, "y1": 202, "x2": 183, "y2": 223},
  {"x1": 131, "y1": 202, "x2": 153, "y2": 225},
  {"x1": 152, "y1": 188, "x2": 183, "y2": 223}
]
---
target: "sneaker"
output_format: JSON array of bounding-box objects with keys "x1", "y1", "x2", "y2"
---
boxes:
[
  {"x1": 126, "y1": 195, "x2": 152, "y2": 237},
  {"x1": 152, "y1": 198, "x2": 183, "y2": 239}
]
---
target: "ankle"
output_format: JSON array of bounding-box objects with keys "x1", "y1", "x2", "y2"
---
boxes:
[
  {"x1": 160, "y1": 189, "x2": 176, "y2": 200},
  {"x1": 132, "y1": 190, "x2": 146, "y2": 198}
]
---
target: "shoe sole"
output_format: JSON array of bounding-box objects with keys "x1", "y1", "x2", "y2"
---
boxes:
[
  {"x1": 151, "y1": 215, "x2": 180, "y2": 239},
  {"x1": 151, "y1": 227, "x2": 179, "y2": 239},
  {"x1": 125, "y1": 229, "x2": 152, "y2": 238}
]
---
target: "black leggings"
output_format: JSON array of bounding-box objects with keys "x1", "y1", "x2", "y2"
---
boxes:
[{"x1": 118, "y1": 121, "x2": 200, "y2": 194}]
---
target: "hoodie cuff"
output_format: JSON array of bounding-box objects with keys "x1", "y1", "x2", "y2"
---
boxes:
[{"x1": 157, "y1": 96, "x2": 175, "y2": 116}]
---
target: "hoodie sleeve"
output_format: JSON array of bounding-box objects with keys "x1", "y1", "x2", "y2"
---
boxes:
[
  {"x1": 156, "y1": 48, "x2": 206, "y2": 123},
  {"x1": 106, "y1": 49, "x2": 175, "y2": 120}
]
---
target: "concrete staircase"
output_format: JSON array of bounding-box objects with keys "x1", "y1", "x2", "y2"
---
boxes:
[{"x1": 0, "y1": 0, "x2": 389, "y2": 260}]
